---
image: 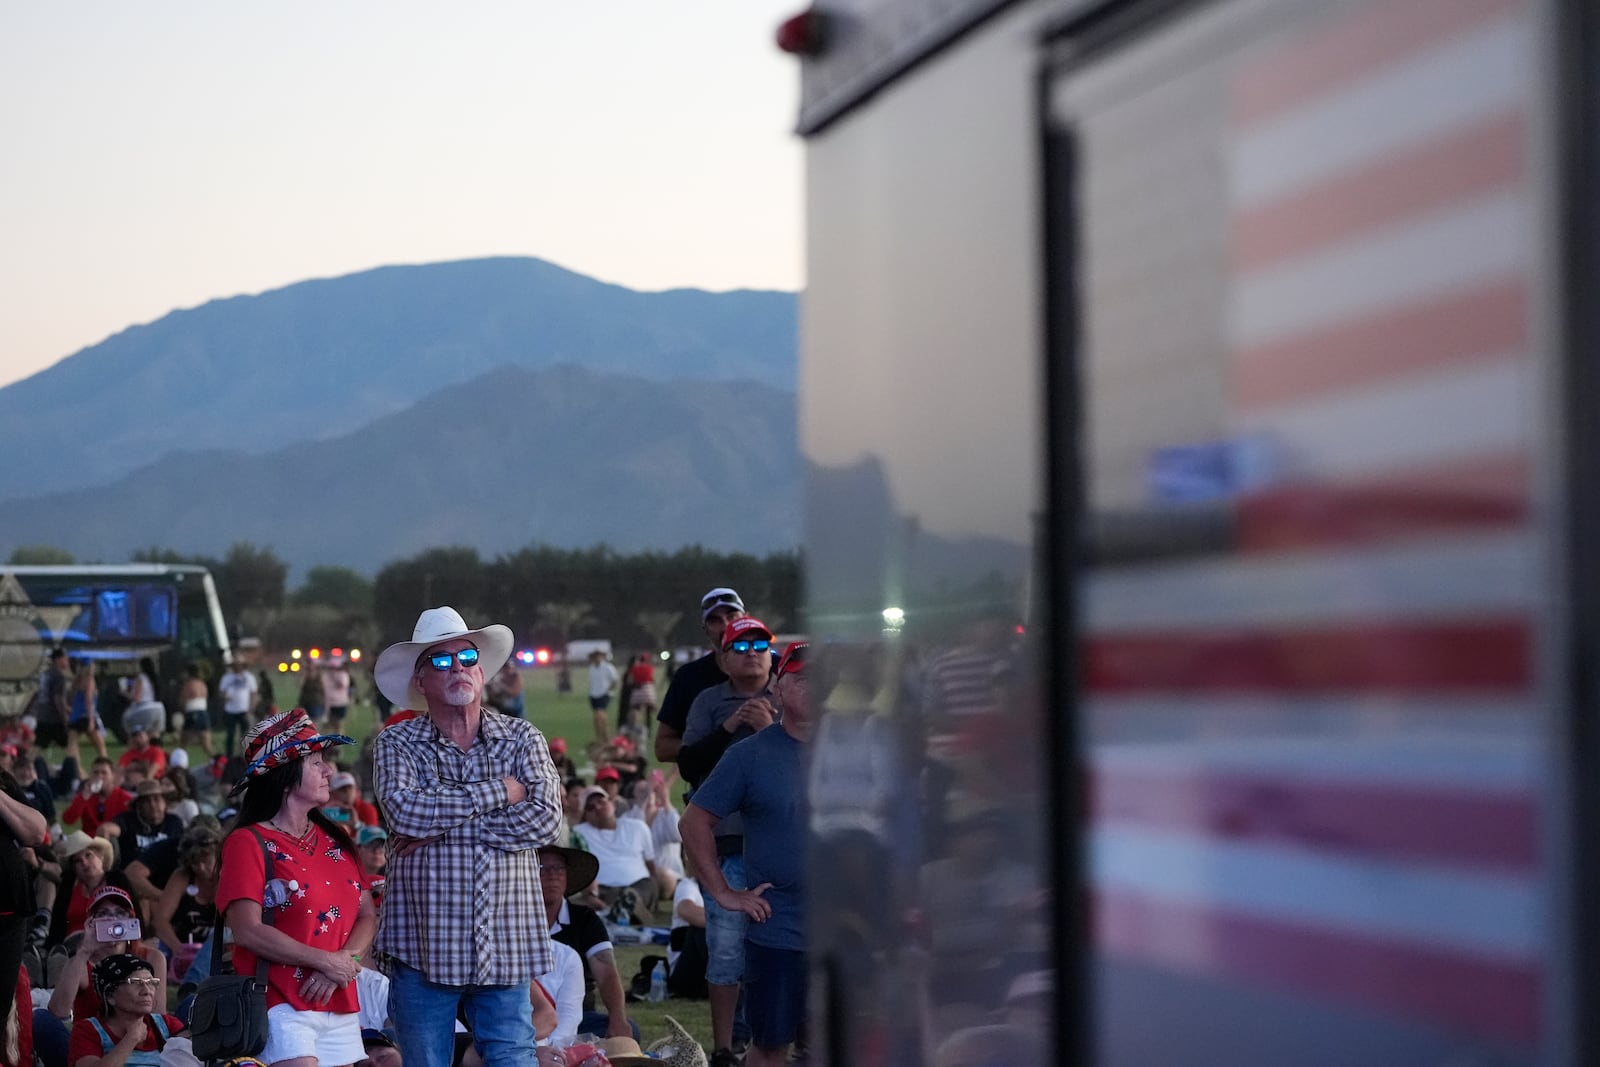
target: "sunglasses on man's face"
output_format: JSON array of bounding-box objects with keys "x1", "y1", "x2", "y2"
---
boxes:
[
  {"x1": 118, "y1": 977, "x2": 162, "y2": 991},
  {"x1": 426, "y1": 647, "x2": 480, "y2": 672},
  {"x1": 727, "y1": 640, "x2": 771, "y2": 655}
]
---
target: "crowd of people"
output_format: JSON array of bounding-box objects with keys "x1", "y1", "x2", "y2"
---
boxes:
[{"x1": 0, "y1": 579, "x2": 823, "y2": 1067}]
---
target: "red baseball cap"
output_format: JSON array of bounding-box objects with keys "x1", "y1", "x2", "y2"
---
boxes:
[
  {"x1": 549, "y1": 737, "x2": 567, "y2": 754},
  {"x1": 775, "y1": 642, "x2": 808, "y2": 678},
  {"x1": 595, "y1": 766, "x2": 621, "y2": 782},
  {"x1": 88, "y1": 885, "x2": 135, "y2": 916},
  {"x1": 721, "y1": 617, "x2": 773, "y2": 650}
]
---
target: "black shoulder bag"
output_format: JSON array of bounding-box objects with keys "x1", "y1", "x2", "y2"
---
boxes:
[{"x1": 189, "y1": 828, "x2": 274, "y2": 1061}]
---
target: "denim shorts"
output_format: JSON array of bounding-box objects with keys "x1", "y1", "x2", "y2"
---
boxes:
[
  {"x1": 703, "y1": 852, "x2": 747, "y2": 985},
  {"x1": 744, "y1": 942, "x2": 808, "y2": 1049}
]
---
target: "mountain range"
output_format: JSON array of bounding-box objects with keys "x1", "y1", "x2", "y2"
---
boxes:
[
  {"x1": 0, "y1": 363, "x2": 800, "y2": 569},
  {"x1": 0, "y1": 256, "x2": 796, "y2": 503}
]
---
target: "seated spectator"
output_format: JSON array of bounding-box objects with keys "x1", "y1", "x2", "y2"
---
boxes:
[
  {"x1": 115, "y1": 762, "x2": 148, "y2": 796},
  {"x1": 358, "y1": 1027, "x2": 402, "y2": 1067},
  {"x1": 668, "y1": 869, "x2": 707, "y2": 1000},
  {"x1": 65, "y1": 954, "x2": 182, "y2": 1067},
  {"x1": 593, "y1": 766, "x2": 629, "y2": 815},
  {"x1": 38, "y1": 888, "x2": 168, "y2": 1067},
  {"x1": 537, "y1": 940, "x2": 584, "y2": 1047},
  {"x1": 162, "y1": 768, "x2": 199, "y2": 827},
  {"x1": 0, "y1": 718, "x2": 35, "y2": 755},
  {"x1": 12, "y1": 750, "x2": 53, "y2": 825},
  {"x1": 116, "y1": 728, "x2": 166, "y2": 779},
  {"x1": 647, "y1": 770, "x2": 684, "y2": 884},
  {"x1": 538, "y1": 844, "x2": 637, "y2": 1042},
  {"x1": 323, "y1": 771, "x2": 380, "y2": 829},
  {"x1": 561, "y1": 780, "x2": 588, "y2": 848},
  {"x1": 622, "y1": 778, "x2": 679, "y2": 900},
  {"x1": 357, "y1": 827, "x2": 387, "y2": 912},
  {"x1": 61, "y1": 763, "x2": 130, "y2": 839},
  {"x1": 548, "y1": 738, "x2": 574, "y2": 782},
  {"x1": 123, "y1": 810, "x2": 219, "y2": 952},
  {"x1": 601, "y1": 739, "x2": 644, "y2": 785},
  {"x1": 102, "y1": 782, "x2": 182, "y2": 907},
  {"x1": 49, "y1": 836, "x2": 126, "y2": 944},
  {"x1": 151, "y1": 824, "x2": 220, "y2": 972},
  {"x1": 576, "y1": 788, "x2": 658, "y2": 926}
]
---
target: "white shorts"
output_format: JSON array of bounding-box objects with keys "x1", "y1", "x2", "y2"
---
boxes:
[{"x1": 260, "y1": 1004, "x2": 365, "y2": 1065}]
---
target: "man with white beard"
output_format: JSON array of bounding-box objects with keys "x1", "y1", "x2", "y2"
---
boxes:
[{"x1": 371, "y1": 607, "x2": 564, "y2": 1067}]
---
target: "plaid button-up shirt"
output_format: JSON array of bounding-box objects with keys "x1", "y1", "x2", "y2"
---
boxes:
[{"x1": 372, "y1": 709, "x2": 564, "y2": 986}]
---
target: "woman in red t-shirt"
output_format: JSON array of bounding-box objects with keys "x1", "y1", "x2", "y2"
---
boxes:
[
  {"x1": 50, "y1": 833, "x2": 121, "y2": 943},
  {"x1": 66, "y1": 954, "x2": 182, "y2": 1067},
  {"x1": 216, "y1": 709, "x2": 371, "y2": 1067},
  {"x1": 46, "y1": 885, "x2": 167, "y2": 1033}
]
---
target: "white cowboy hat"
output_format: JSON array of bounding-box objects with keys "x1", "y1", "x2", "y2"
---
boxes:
[
  {"x1": 57, "y1": 830, "x2": 115, "y2": 868},
  {"x1": 374, "y1": 606, "x2": 514, "y2": 710}
]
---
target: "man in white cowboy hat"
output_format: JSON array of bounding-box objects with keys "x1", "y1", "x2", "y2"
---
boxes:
[{"x1": 371, "y1": 606, "x2": 564, "y2": 1067}]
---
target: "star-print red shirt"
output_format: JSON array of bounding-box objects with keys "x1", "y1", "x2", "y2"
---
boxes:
[{"x1": 217, "y1": 823, "x2": 367, "y2": 1014}]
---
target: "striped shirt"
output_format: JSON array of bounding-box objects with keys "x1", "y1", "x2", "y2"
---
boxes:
[{"x1": 372, "y1": 709, "x2": 564, "y2": 986}]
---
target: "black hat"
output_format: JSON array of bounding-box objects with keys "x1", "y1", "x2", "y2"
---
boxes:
[
  {"x1": 361, "y1": 1029, "x2": 397, "y2": 1050},
  {"x1": 537, "y1": 844, "x2": 600, "y2": 894}
]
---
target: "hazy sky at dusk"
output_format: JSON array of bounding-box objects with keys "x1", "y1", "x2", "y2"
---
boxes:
[{"x1": 0, "y1": 2, "x2": 803, "y2": 389}]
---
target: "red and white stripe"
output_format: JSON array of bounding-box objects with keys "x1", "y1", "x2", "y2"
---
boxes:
[{"x1": 1086, "y1": 0, "x2": 1545, "y2": 1047}]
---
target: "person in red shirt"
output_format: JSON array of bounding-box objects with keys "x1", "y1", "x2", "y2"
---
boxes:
[
  {"x1": 47, "y1": 885, "x2": 167, "y2": 1036},
  {"x1": 116, "y1": 726, "x2": 167, "y2": 779},
  {"x1": 322, "y1": 772, "x2": 379, "y2": 829},
  {"x1": 66, "y1": 953, "x2": 182, "y2": 1067},
  {"x1": 216, "y1": 709, "x2": 373, "y2": 1067},
  {"x1": 61, "y1": 760, "x2": 131, "y2": 837}
]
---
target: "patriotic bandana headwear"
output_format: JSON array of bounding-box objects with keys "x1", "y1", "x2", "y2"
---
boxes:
[
  {"x1": 229, "y1": 708, "x2": 353, "y2": 798},
  {"x1": 92, "y1": 953, "x2": 153, "y2": 1007}
]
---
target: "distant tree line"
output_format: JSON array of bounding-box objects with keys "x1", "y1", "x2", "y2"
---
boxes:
[{"x1": 7, "y1": 542, "x2": 800, "y2": 654}]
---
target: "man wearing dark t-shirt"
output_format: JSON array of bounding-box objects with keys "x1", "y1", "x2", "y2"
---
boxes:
[
  {"x1": 107, "y1": 780, "x2": 183, "y2": 904},
  {"x1": 539, "y1": 845, "x2": 637, "y2": 1040},
  {"x1": 654, "y1": 588, "x2": 747, "y2": 763},
  {"x1": 35, "y1": 649, "x2": 71, "y2": 750}
]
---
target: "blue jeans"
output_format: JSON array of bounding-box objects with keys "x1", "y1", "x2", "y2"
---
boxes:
[
  {"x1": 184, "y1": 935, "x2": 215, "y2": 985},
  {"x1": 389, "y1": 962, "x2": 536, "y2": 1067},
  {"x1": 704, "y1": 854, "x2": 748, "y2": 985}
]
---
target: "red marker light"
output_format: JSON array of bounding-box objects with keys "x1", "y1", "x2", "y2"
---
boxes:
[
  {"x1": 535, "y1": 648, "x2": 552, "y2": 665},
  {"x1": 331, "y1": 647, "x2": 344, "y2": 658},
  {"x1": 775, "y1": 9, "x2": 827, "y2": 56}
]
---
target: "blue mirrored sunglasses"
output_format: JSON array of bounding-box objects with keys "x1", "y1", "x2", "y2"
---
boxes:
[
  {"x1": 727, "y1": 639, "x2": 771, "y2": 654},
  {"x1": 427, "y1": 647, "x2": 480, "y2": 671}
]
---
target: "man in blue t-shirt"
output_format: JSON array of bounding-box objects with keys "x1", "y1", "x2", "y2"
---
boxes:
[{"x1": 682, "y1": 642, "x2": 812, "y2": 1067}]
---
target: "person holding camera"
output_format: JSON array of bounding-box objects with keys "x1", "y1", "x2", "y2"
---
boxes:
[
  {"x1": 40, "y1": 885, "x2": 168, "y2": 1067},
  {"x1": 65, "y1": 953, "x2": 184, "y2": 1067},
  {"x1": 216, "y1": 709, "x2": 374, "y2": 1067}
]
